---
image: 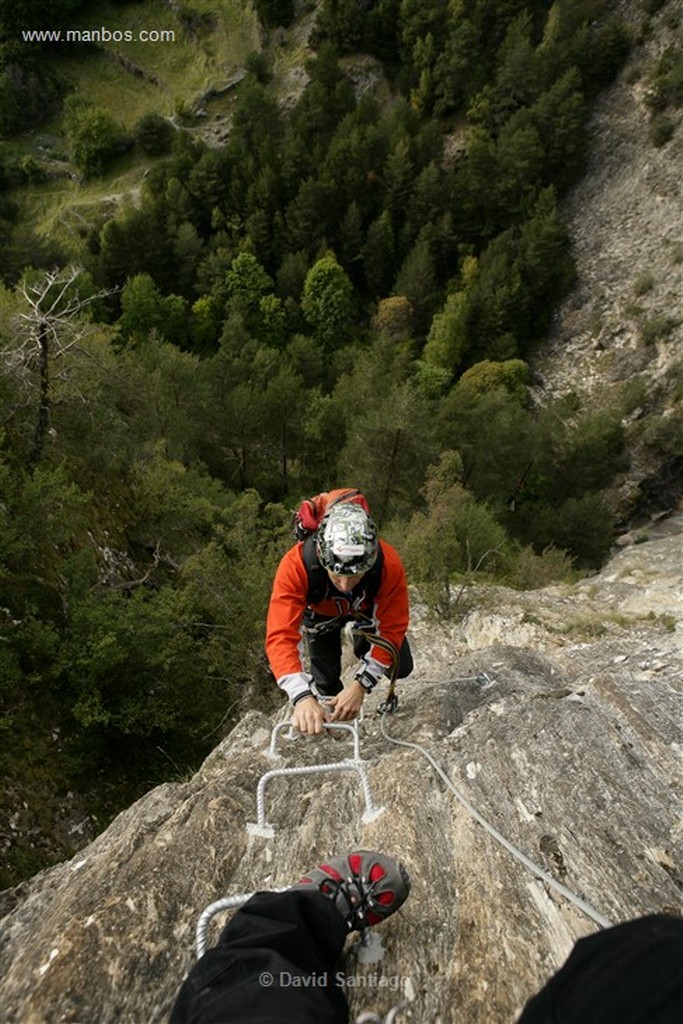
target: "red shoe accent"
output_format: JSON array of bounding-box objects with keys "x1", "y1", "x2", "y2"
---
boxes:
[{"x1": 290, "y1": 850, "x2": 410, "y2": 931}]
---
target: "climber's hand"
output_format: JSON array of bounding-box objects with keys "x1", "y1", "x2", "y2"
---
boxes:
[
  {"x1": 291, "y1": 696, "x2": 327, "y2": 735},
  {"x1": 329, "y1": 681, "x2": 365, "y2": 722}
]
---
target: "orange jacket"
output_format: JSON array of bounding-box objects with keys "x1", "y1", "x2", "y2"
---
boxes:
[{"x1": 266, "y1": 538, "x2": 409, "y2": 702}]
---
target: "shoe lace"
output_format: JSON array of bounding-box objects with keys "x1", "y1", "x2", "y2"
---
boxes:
[{"x1": 323, "y1": 872, "x2": 382, "y2": 928}]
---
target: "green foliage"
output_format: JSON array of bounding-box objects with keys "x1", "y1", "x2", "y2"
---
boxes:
[
  {"x1": 363, "y1": 210, "x2": 397, "y2": 298},
  {"x1": 0, "y1": 55, "x2": 62, "y2": 135},
  {"x1": 500, "y1": 401, "x2": 629, "y2": 566},
  {"x1": 225, "y1": 252, "x2": 274, "y2": 314},
  {"x1": 401, "y1": 450, "x2": 508, "y2": 616},
  {"x1": 134, "y1": 112, "x2": 175, "y2": 156},
  {"x1": 504, "y1": 544, "x2": 576, "y2": 590},
  {"x1": 393, "y1": 232, "x2": 441, "y2": 337},
  {"x1": 649, "y1": 113, "x2": 674, "y2": 147},
  {"x1": 0, "y1": 0, "x2": 641, "y2": 886},
  {"x1": 454, "y1": 358, "x2": 531, "y2": 403},
  {"x1": 645, "y1": 45, "x2": 683, "y2": 111},
  {"x1": 531, "y1": 492, "x2": 615, "y2": 567},
  {"x1": 63, "y1": 96, "x2": 127, "y2": 177},
  {"x1": 639, "y1": 410, "x2": 683, "y2": 457},
  {"x1": 118, "y1": 274, "x2": 189, "y2": 347},
  {"x1": 640, "y1": 313, "x2": 681, "y2": 343},
  {"x1": 335, "y1": 335, "x2": 439, "y2": 523},
  {"x1": 301, "y1": 252, "x2": 356, "y2": 348},
  {"x1": 439, "y1": 380, "x2": 534, "y2": 510},
  {"x1": 255, "y1": 0, "x2": 295, "y2": 29},
  {"x1": 633, "y1": 271, "x2": 655, "y2": 296},
  {"x1": 315, "y1": 0, "x2": 401, "y2": 59}
]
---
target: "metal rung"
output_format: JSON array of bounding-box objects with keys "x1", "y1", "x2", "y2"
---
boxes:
[
  {"x1": 195, "y1": 893, "x2": 252, "y2": 958},
  {"x1": 195, "y1": 890, "x2": 381, "y2": 962},
  {"x1": 265, "y1": 720, "x2": 361, "y2": 760},
  {"x1": 246, "y1": 759, "x2": 384, "y2": 838},
  {"x1": 195, "y1": 889, "x2": 286, "y2": 957}
]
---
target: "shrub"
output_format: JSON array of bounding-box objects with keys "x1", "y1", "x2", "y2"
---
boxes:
[
  {"x1": 255, "y1": 0, "x2": 295, "y2": 29},
  {"x1": 505, "y1": 544, "x2": 576, "y2": 590},
  {"x1": 649, "y1": 113, "x2": 674, "y2": 147},
  {"x1": 63, "y1": 96, "x2": 127, "y2": 177},
  {"x1": 245, "y1": 50, "x2": 272, "y2": 84},
  {"x1": 645, "y1": 45, "x2": 683, "y2": 111},
  {"x1": 134, "y1": 112, "x2": 175, "y2": 156},
  {"x1": 640, "y1": 411, "x2": 683, "y2": 456},
  {"x1": 633, "y1": 271, "x2": 654, "y2": 296},
  {"x1": 401, "y1": 453, "x2": 509, "y2": 616},
  {"x1": 640, "y1": 313, "x2": 681, "y2": 344}
]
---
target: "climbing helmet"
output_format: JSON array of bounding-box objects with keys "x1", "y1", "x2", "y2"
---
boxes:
[{"x1": 316, "y1": 503, "x2": 378, "y2": 576}]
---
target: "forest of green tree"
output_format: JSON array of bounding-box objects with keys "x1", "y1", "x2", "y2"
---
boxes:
[{"x1": 2, "y1": 0, "x2": 677, "y2": 886}]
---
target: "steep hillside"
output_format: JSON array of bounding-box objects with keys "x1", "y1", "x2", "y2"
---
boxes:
[
  {"x1": 6, "y1": 0, "x2": 262, "y2": 243},
  {"x1": 1, "y1": 515, "x2": 680, "y2": 1023},
  {"x1": 536, "y1": 0, "x2": 683, "y2": 520},
  {"x1": 2, "y1": 6, "x2": 679, "y2": 999}
]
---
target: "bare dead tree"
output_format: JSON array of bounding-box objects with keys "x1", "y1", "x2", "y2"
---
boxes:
[
  {"x1": 6, "y1": 266, "x2": 113, "y2": 471},
  {"x1": 451, "y1": 540, "x2": 507, "y2": 612}
]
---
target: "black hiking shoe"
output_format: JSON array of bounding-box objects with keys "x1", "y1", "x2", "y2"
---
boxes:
[{"x1": 290, "y1": 850, "x2": 410, "y2": 930}]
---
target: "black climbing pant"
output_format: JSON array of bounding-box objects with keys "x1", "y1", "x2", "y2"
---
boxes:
[
  {"x1": 170, "y1": 899, "x2": 683, "y2": 1024},
  {"x1": 169, "y1": 890, "x2": 349, "y2": 1024},
  {"x1": 304, "y1": 614, "x2": 413, "y2": 697},
  {"x1": 517, "y1": 913, "x2": 683, "y2": 1024}
]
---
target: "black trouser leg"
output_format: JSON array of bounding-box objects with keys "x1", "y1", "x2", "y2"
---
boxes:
[
  {"x1": 516, "y1": 914, "x2": 683, "y2": 1024},
  {"x1": 305, "y1": 619, "x2": 344, "y2": 696},
  {"x1": 352, "y1": 633, "x2": 414, "y2": 679},
  {"x1": 170, "y1": 891, "x2": 350, "y2": 1024}
]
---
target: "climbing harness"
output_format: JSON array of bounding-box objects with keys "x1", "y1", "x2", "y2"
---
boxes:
[{"x1": 348, "y1": 624, "x2": 400, "y2": 715}]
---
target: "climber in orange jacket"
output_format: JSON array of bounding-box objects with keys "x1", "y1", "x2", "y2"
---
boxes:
[{"x1": 266, "y1": 491, "x2": 413, "y2": 735}]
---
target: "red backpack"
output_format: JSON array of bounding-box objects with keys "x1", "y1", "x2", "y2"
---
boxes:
[{"x1": 291, "y1": 488, "x2": 371, "y2": 541}]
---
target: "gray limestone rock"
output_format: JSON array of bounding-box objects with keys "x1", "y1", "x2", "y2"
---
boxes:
[{"x1": 1, "y1": 517, "x2": 681, "y2": 1024}]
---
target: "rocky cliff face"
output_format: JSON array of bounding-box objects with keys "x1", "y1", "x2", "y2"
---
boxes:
[
  {"x1": 1, "y1": 514, "x2": 680, "y2": 1023},
  {"x1": 536, "y1": 0, "x2": 683, "y2": 520}
]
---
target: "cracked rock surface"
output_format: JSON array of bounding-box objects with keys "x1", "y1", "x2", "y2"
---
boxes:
[{"x1": 1, "y1": 516, "x2": 680, "y2": 1024}]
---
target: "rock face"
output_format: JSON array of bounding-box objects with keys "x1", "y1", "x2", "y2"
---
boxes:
[
  {"x1": 535, "y1": 0, "x2": 683, "y2": 519},
  {"x1": 1, "y1": 516, "x2": 681, "y2": 1024}
]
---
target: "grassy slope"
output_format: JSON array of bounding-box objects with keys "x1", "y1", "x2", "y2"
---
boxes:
[
  {"x1": 11, "y1": 0, "x2": 262, "y2": 248},
  {"x1": 49, "y1": 0, "x2": 262, "y2": 122}
]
